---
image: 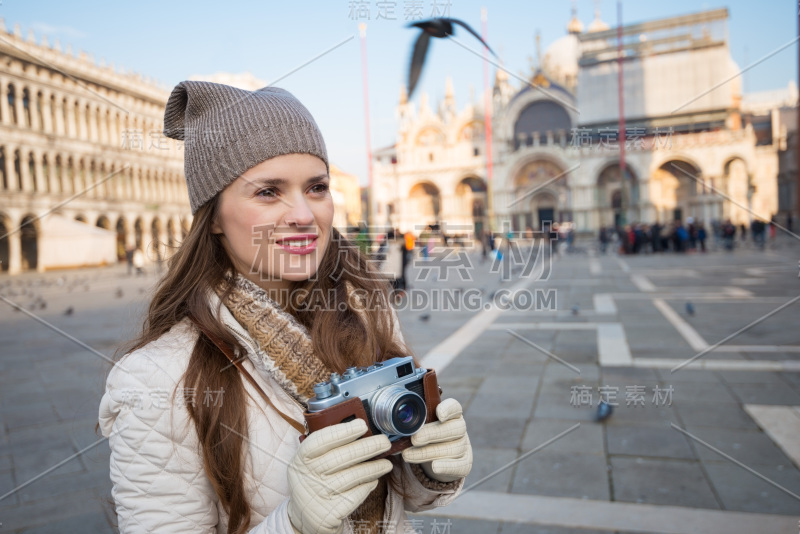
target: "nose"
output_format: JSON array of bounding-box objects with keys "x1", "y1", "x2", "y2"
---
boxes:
[{"x1": 284, "y1": 195, "x2": 315, "y2": 227}]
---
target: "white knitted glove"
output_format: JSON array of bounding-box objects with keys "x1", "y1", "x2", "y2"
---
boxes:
[
  {"x1": 401, "y1": 398, "x2": 473, "y2": 483},
  {"x1": 287, "y1": 419, "x2": 393, "y2": 534}
]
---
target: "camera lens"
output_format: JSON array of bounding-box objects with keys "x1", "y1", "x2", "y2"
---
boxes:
[
  {"x1": 397, "y1": 402, "x2": 415, "y2": 424},
  {"x1": 372, "y1": 386, "x2": 426, "y2": 437}
]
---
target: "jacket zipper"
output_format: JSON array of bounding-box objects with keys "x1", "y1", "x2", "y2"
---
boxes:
[{"x1": 385, "y1": 488, "x2": 394, "y2": 534}]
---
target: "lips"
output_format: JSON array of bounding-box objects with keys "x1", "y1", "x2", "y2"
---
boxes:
[{"x1": 276, "y1": 234, "x2": 319, "y2": 255}]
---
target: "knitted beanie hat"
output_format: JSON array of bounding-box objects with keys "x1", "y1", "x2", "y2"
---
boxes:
[{"x1": 163, "y1": 81, "x2": 329, "y2": 214}]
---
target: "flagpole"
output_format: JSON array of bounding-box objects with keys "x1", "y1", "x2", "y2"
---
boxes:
[
  {"x1": 481, "y1": 7, "x2": 494, "y2": 234},
  {"x1": 617, "y1": 0, "x2": 627, "y2": 225},
  {"x1": 359, "y1": 23, "x2": 374, "y2": 229}
]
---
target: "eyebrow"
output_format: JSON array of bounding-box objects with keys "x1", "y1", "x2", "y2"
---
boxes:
[{"x1": 248, "y1": 174, "x2": 329, "y2": 189}]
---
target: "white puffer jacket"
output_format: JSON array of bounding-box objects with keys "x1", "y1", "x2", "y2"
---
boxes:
[{"x1": 98, "y1": 290, "x2": 463, "y2": 533}]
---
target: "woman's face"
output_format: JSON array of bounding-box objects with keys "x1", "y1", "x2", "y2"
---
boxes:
[{"x1": 211, "y1": 153, "x2": 333, "y2": 293}]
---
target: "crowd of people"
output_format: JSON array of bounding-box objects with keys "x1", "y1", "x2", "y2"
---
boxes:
[{"x1": 598, "y1": 216, "x2": 783, "y2": 255}]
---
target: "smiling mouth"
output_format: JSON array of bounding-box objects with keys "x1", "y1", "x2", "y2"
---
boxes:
[
  {"x1": 279, "y1": 238, "x2": 315, "y2": 247},
  {"x1": 275, "y1": 235, "x2": 319, "y2": 254}
]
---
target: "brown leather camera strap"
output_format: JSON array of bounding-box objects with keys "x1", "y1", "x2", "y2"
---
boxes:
[{"x1": 189, "y1": 315, "x2": 307, "y2": 436}]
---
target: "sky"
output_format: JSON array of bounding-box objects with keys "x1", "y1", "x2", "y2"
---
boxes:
[{"x1": 1, "y1": 1, "x2": 796, "y2": 184}]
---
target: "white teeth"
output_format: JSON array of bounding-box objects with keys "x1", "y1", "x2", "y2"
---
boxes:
[{"x1": 283, "y1": 239, "x2": 312, "y2": 247}]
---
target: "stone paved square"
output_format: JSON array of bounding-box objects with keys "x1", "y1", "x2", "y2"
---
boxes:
[{"x1": 1, "y1": 240, "x2": 800, "y2": 532}]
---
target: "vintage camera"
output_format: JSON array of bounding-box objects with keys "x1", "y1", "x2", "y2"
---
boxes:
[{"x1": 304, "y1": 356, "x2": 442, "y2": 452}]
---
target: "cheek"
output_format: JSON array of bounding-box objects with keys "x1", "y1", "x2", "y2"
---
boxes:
[
  {"x1": 224, "y1": 208, "x2": 277, "y2": 257},
  {"x1": 317, "y1": 200, "x2": 335, "y2": 229}
]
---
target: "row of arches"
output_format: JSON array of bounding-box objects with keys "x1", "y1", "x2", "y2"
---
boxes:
[
  {"x1": 0, "y1": 144, "x2": 186, "y2": 202},
  {"x1": 504, "y1": 156, "x2": 753, "y2": 230},
  {"x1": 0, "y1": 212, "x2": 191, "y2": 273},
  {"x1": 0, "y1": 76, "x2": 163, "y2": 146}
]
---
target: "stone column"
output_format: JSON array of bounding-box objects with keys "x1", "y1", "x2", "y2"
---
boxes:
[
  {"x1": 40, "y1": 89, "x2": 53, "y2": 133},
  {"x1": 7, "y1": 229, "x2": 21, "y2": 274},
  {"x1": 0, "y1": 76, "x2": 9, "y2": 126},
  {"x1": 65, "y1": 97, "x2": 77, "y2": 138},
  {"x1": 52, "y1": 94, "x2": 64, "y2": 136},
  {"x1": 132, "y1": 167, "x2": 141, "y2": 200},
  {"x1": 20, "y1": 149, "x2": 34, "y2": 192},
  {"x1": 32, "y1": 149, "x2": 46, "y2": 193},
  {"x1": 76, "y1": 99, "x2": 88, "y2": 140},
  {"x1": 99, "y1": 107, "x2": 109, "y2": 146},
  {"x1": 13, "y1": 86, "x2": 24, "y2": 127},
  {"x1": 30, "y1": 85, "x2": 43, "y2": 131},
  {"x1": 4, "y1": 143, "x2": 17, "y2": 191},
  {"x1": 88, "y1": 104, "x2": 99, "y2": 142},
  {"x1": 48, "y1": 151, "x2": 60, "y2": 194}
]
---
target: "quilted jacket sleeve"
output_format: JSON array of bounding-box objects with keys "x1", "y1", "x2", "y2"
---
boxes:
[
  {"x1": 99, "y1": 330, "x2": 302, "y2": 534},
  {"x1": 393, "y1": 457, "x2": 464, "y2": 513},
  {"x1": 99, "y1": 344, "x2": 221, "y2": 533}
]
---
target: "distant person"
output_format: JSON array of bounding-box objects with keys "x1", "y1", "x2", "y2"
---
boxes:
[
  {"x1": 697, "y1": 222, "x2": 707, "y2": 252},
  {"x1": 125, "y1": 244, "x2": 135, "y2": 276},
  {"x1": 132, "y1": 247, "x2": 145, "y2": 276},
  {"x1": 599, "y1": 227, "x2": 610, "y2": 254},
  {"x1": 722, "y1": 219, "x2": 736, "y2": 251}
]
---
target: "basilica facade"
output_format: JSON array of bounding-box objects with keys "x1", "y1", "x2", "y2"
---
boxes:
[{"x1": 372, "y1": 8, "x2": 792, "y2": 238}]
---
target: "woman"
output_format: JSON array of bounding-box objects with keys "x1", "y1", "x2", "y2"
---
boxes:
[{"x1": 98, "y1": 81, "x2": 472, "y2": 534}]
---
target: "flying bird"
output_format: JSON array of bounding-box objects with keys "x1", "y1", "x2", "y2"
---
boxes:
[{"x1": 406, "y1": 17, "x2": 498, "y2": 98}]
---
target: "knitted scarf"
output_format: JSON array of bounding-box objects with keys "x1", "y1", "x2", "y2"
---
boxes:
[{"x1": 218, "y1": 273, "x2": 388, "y2": 532}]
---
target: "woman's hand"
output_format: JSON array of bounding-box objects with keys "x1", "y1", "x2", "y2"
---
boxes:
[
  {"x1": 287, "y1": 419, "x2": 393, "y2": 534},
  {"x1": 401, "y1": 398, "x2": 473, "y2": 483}
]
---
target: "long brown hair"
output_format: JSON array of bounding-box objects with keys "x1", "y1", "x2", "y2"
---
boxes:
[{"x1": 119, "y1": 194, "x2": 410, "y2": 533}]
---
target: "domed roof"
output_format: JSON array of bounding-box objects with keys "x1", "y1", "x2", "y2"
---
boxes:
[
  {"x1": 588, "y1": 10, "x2": 610, "y2": 32},
  {"x1": 542, "y1": 33, "x2": 580, "y2": 91},
  {"x1": 567, "y1": 15, "x2": 584, "y2": 34}
]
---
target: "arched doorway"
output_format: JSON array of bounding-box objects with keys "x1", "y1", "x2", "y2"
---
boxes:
[
  {"x1": 134, "y1": 217, "x2": 144, "y2": 250},
  {"x1": 722, "y1": 158, "x2": 750, "y2": 225},
  {"x1": 455, "y1": 176, "x2": 487, "y2": 237},
  {"x1": 151, "y1": 218, "x2": 163, "y2": 262},
  {"x1": 0, "y1": 147, "x2": 6, "y2": 190},
  {"x1": 529, "y1": 192, "x2": 558, "y2": 230},
  {"x1": 651, "y1": 160, "x2": 702, "y2": 223},
  {"x1": 512, "y1": 159, "x2": 570, "y2": 231},
  {"x1": 167, "y1": 218, "x2": 176, "y2": 250},
  {"x1": 596, "y1": 163, "x2": 638, "y2": 227},
  {"x1": 96, "y1": 215, "x2": 111, "y2": 230},
  {"x1": 180, "y1": 217, "x2": 190, "y2": 239},
  {"x1": 115, "y1": 216, "x2": 128, "y2": 261},
  {"x1": 0, "y1": 214, "x2": 10, "y2": 272},
  {"x1": 20, "y1": 214, "x2": 38, "y2": 271},
  {"x1": 409, "y1": 182, "x2": 441, "y2": 225},
  {"x1": 74, "y1": 214, "x2": 87, "y2": 223}
]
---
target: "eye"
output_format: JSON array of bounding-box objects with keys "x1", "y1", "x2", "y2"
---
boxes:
[
  {"x1": 256, "y1": 188, "x2": 277, "y2": 199},
  {"x1": 309, "y1": 183, "x2": 330, "y2": 195}
]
